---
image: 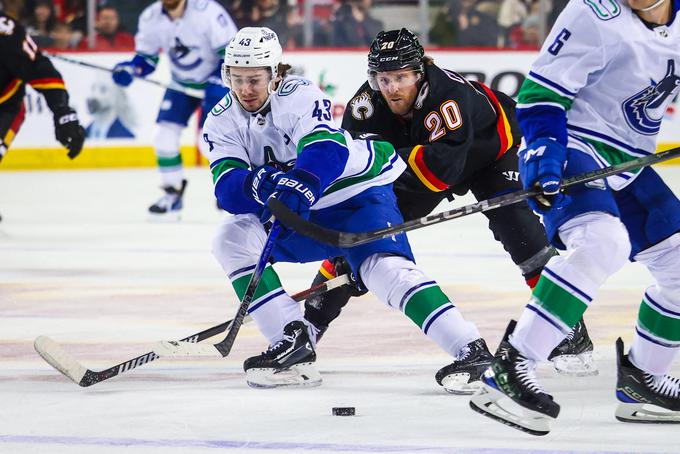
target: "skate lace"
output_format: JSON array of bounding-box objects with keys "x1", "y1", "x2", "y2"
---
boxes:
[
  {"x1": 154, "y1": 192, "x2": 179, "y2": 210},
  {"x1": 647, "y1": 373, "x2": 680, "y2": 398},
  {"x1": 457, "y1": 345, "x2": 472, "y2": 362},
  {"x1": 516, "y1": 358, "x2": 545, "y2": 394}
]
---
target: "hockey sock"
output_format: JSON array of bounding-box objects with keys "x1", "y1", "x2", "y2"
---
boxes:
[
  {"x1": 511, "y1": 213, "x2": 630, "y2": 360},
  {"x1": 230, "y1": 264, "x2": 300, "y2": 344},
  {"x1": 154, "y1": 122, "x2": 184, "y2": 188},
  {"x1": 360, "y1": 254, "x2": 480, "y2": 356},
  {"x1": 629, "y1": 288, "x2": 680, "y2": 375}
]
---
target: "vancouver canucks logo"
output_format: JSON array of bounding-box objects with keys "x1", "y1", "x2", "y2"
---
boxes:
[
  {"x1": 350, "y1": 92, "x2": 374, "y2": 120},
  {"x1": 623, "y1": 60, "x2": 680, "y2": 135},
  {"x1": 169, "y1": 37, "x2": 203, "y2": 71}
]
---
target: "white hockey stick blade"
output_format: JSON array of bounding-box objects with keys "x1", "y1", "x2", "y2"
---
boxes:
[
  {"x1": 153, "y1": 340, "x2": 223, "y2": 358},
  {"x1": 34, "y1": 336, "x2": 87, "y2": 384}
]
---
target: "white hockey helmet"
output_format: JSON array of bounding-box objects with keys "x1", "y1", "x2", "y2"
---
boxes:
[{"x1": 222, "y1": 27, "x2": 283, "y2": 86}]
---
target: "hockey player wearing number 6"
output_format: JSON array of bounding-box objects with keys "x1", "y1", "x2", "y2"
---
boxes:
[
  {"x1": 112, "y1": 0, "x2": 237, "y2": 219},
  {"x1": 470, "y1": 0, "x2": 680, "y2": 435},
  {"x1": 303, "y1": 28, "x2": 597, "y2": 390},
  {"x1": 202, "y1": 27, "x2": 493, "y2": 390}
]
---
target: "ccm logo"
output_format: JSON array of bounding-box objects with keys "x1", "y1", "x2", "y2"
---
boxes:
[{"x1": 279, "y1": 177, "x2": 316, "y2": 204}]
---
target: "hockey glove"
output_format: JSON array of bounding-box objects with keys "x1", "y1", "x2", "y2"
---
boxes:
[
  {"x1": 246, "y1": 165, "x2": 283, "y2": 206},
  {"x1": 54, "y1": 107, "x2": 85, "y2": 159},
  {"x1": 261, "y1": 168, "x2": 320, "y2": 239},
  {"x1": 112, "y1": 55, "x2": 156, "y2": 87},
  {"x1": 519, "y1": 138, "x2": 570, "y2": 212}
]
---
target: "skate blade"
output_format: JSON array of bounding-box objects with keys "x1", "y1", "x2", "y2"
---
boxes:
[
  {"x1": 246, "y1": 362, "x2": 322, "y2": 389},
  {"x1": 148, "y1": 211, "x2": 182, "y2": 222},
  {"x1": 440, "y1": 373, "x2": 481, "y2": 395},
  {"x1": 615, "y1": 402, "x2": 680, "y2": 424},
  {"x1": 551, "y1": 351, "x2": 599, "y2": 377},
  {"x1": 469, "y1": 385, "x2": 553, "y2": 436}
]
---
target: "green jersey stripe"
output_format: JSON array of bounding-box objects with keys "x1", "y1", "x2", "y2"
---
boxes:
[
  {"x1": 297, "y1": 130, "x2": 348, "y2": 154},
  {"x1": 324, "y1": 140, "x2": 396, "y2": 195},
  {"x1": 518, "y1": 79, "x2": 573, "y2": 111},
  {"x1": 211, "y1": 159, "x2": 249, "y2": 184}
]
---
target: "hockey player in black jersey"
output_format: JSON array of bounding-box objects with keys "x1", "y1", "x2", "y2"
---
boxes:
[
  {"x1": 303, "y1": 28, "x2": 597, "y2": 391},
  {"x1": 0, "y1": 2, "x2": 84, "y2": 222},
  {"x1": 0, "y1": 3, "x2": 85, "y2": 165}
]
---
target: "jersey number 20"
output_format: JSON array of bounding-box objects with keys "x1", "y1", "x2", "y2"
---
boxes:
[{"x1": 424, "y1": 100, "x2": 462, "y2": 142}]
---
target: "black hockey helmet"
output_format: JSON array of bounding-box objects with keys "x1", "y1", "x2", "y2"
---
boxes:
[{"x1": 367, "y1": 28, "x2": 424, "y2": 90}]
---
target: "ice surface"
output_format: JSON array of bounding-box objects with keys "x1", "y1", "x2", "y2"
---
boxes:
[{"x1": 1, "y1": 167, "x2": 679, "y2": 453}]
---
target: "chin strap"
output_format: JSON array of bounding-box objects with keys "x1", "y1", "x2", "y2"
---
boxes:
[{"x1": 635, "y1": 0, "x2": 668, "y2": 12}]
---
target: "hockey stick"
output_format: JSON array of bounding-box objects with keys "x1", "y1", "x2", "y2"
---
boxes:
[
  {"x1": 154, "y1": 223, "x2": 283, "y2": 358},
  {"x1": 269, "y1": 146, "x2": 680, "y2": 248},
  {"x1": 44, "y1": 52, "x2": 204, "y2": 99},
  {"x1": 34, "y1": 271, "x2": 350, "y2": 387}
]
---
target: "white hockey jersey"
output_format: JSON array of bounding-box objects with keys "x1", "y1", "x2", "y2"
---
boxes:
[
  {"x1": 203, "y1": 76, "x2": 405, "y2": 210},
  {"x1": 135, "y1": 0, "x2": 237, "y2": 88},
  {"x1": 517, "y1": 0, "x2": 680, "y2": 189}
]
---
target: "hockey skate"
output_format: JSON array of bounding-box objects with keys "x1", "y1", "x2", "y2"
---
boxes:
[
  {"x1": 471, "y1": 325, "x2": 560, "y2": 436},
  {"x1": 243, "y1": 320, "x2": 322, "y2": 389},
  {"x1": 436, "y1": 338, "x2": 493, "y2": 395},
  {"x1": 496, "y1": 319, "x2": 597, "y2": 377},
  {"x1": 148, "y1": 179, "x2": 187, "y2": 221},
  {"x1": 548, "y1": 318, "x2": 598, "y2": 376},
  {"x1": 615, "y1": 337, "x2": 680, "y2": 424}
]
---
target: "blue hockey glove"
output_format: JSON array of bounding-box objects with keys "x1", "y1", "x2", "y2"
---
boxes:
[
  {"x1": 112, "y1": 55, "x2": 156, "y2": 87},
  {"x1": 519, "y1": 138, "x2": 570, "y2": 212},
  {"x1": 112, "y1": 62, "x2": 136, "y2": 87},
  {"x1": 246, "y1": 165, "x2": 283, "y2": 206},
  {"x1": 261, "y1": 168, "x2": 320, "y2": 238}
]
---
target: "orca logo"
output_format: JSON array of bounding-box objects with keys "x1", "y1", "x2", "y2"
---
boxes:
[
  {"x1": 623, "y1": 60, "x2": 680, "y2": 135},
  {"x1": 169, "y1": 37, "x2": 203, "y2": 71},
  {"x1": 350, "y1": 92, "x2": 374, "y2": 120}
]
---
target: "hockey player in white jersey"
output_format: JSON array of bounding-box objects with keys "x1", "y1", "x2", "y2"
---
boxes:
[
  {"x1": 470, "y1": 0, "x2": 680, "y2": 435},
  {"x1": 112, "y1": 0, "x2": 237, "y2": 219},
  {"x1": 203, "y1": 27, "x2": 492, "y2": 390}
]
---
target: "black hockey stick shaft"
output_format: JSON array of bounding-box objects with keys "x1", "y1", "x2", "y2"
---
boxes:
[
  {"x1": 44, "y1": 52, "x2": 202, "y2": 98},
  {"x1": 214, "y1": 223, "x2": 282, "y2": 357},
  {"x1": 269, "y1": 146, "x2": 680, "y2": 248},
  {"x1": 37, "y1": 269, "x2": 348, "y2": 387}
]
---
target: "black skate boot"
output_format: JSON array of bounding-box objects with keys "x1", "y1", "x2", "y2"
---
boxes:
[
  {"x1": 548, "y1": 318, "x2": 598, "y2": 376},
  {"x1": 304, "y1": 257, "x2": 367, "y2": 342},
  {"x1": 470, "y1": 323, "x2": 560, "y2": 436},
  {"x1": 243, "y1": 320, "x2": 322, "y2": 389},
  {"x1": 615, "y1": 337, "x2": 680, "y2": 423},
  {"x1": 436, "y1": 338, "x2": 493, "y2": 395},
  {"x1": 148, "y1": 179, "x2": 187, "y2": 220}
]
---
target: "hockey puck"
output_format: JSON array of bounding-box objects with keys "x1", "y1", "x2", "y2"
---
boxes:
[{"x1": 332, "y1": 407, "x2": 355, "y2": 416}]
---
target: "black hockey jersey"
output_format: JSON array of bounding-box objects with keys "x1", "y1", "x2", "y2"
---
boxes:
[
  {"x1": 0, "y1": 12, "x2": 69, "y2": 112},
  {"x1": 342, "y1": 63, "x2": 522, "y2": 195}
]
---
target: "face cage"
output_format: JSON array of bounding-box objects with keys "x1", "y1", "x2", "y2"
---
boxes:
[{"x1": 367, "y1": 68, "x2": 423, "y2": 92}]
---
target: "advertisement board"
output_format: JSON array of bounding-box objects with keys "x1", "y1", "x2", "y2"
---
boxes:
[{"x1": 3, "y1": 50, "x2": 678, "y2": 170}]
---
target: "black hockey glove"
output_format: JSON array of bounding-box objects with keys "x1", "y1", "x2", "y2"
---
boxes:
[
  {"x1": 54, "y1": 107, "x2": 85, "y2": 159},
  {"x1": 332, "y1": 256, "x2": 367, "y2": 296}
]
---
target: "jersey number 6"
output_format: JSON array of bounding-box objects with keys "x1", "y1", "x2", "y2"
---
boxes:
[{"x1": 424, "y1": 100, "x2": 462, "y2": 142}]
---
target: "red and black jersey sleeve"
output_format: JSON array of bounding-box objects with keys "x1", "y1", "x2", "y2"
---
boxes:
[
  {"x1": 0, "y1": 13, "x2": 70, "y2": 112},
  {"x1": 403, "y1": 66, "x2": 519, "y2": 192}
]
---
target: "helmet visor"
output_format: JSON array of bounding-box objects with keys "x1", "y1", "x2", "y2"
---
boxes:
[{"x1": 368, "y1": 69, "x2": 422, "y2": 92}]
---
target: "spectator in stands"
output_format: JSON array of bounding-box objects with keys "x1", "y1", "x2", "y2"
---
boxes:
[
  {"x1": 78, "y1": 5, "x2": 134, "y2": 51},
  {"x1": 50, "y1": 22, "x2": 77, "y2": 49},
  {"x1": 331, "y1": 0, "x2": 383, "y2": 47},
  {"x1": 430, "y1": 0, "x2": 499, "y2": 47},
  {"x1": 231, "y1": 0, "x2": 302, "y2": 48},
  {"x1": 23, "y1": 0, "x2": 57, "y2": 47}
]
